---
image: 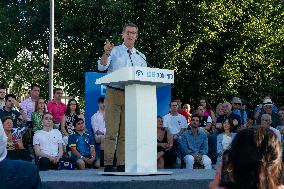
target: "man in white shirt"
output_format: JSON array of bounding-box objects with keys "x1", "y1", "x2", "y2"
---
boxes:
[
  {"x1": 33, "y1": 112, "x2": 63, "y2": 171},
  {"x1": 91, "y1": 97, "x2": 105, "y2": 166},
  {"x1": 163, "y1": 100, "x2": 188, "y2": 139}
]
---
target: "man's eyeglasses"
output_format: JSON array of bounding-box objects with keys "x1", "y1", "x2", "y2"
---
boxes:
[
  {"x1": 233, "y1": 103, "x2": 241, "y2": 105},
  {"x1": 125, "y1": 31, "x2": 137, "y2": 35}
]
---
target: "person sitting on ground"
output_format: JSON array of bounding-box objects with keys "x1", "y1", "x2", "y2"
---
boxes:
[
  {"x1": 61, "y1": 99, "x2": 84, "y2": 146},
  {"x1": 91, "y1": 96, "x2": 106, "y2": 167},
  {"x1": 0, "y1": 118, "x2": 42, "y2": 189},
  {"x1": 210, "y1": 126, "x2": 284, "y2": 189},
  {"x1": 33, "y1": 112, "x2": 64, "y2": 171},
  {"x1": 179, "y1": 115, "x2": 212, "y2": 169},
  {"x1": 216, "y1": 118, "x2": 236, "y2": 165},
  {"x1": 69, "y1": 118, "x2": 98, "y2": 169},
  {"x1": 157, "y1": 116, "x2": 175, "y2": 169}
]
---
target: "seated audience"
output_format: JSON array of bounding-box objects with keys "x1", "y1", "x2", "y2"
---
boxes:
[
  {"x1": 276, "y1": 107, "x2": 284, "y2": 141},
  {"x1": 2, "y1": 116, "x2": 30, "y2": 161},
  {"x1": 31, "y1": 97, "x2": 46, "y2": 133},
  {"x1": 254, "y1": 95, "x2": 278, "y2": 120},
  {"x1": 256, "y1": 99, "x2": 281, "y2": 128},
  {"x1": 178, "y1": 103, "x2": 191, "y2": 124},
  {"x1": 163, "y1": 100, "x2": 187, "y2": 139},
  {"x1": 47, "y1": 88, "x2": 66, "y2": 129},
  {"x1": 215, "y1": 103, "x2": 224, "y2": 119},
  {"x1": 210, "y1": 126, "x2": 284, "y2": 189},
  {"x1": 179, "y1": 115, "x2": 212, "y2": 169},
  {"x1": 91, "y1": 96, "x2": 106, "y2": 167},
  {"x1": 216, "y1": 118, "x2": 236, "y2": 165},
  {"x1": 0, "y1": 94, "x2": 25, "y2": 128},
  {"x1": 216, "y1": 102, "x2": 241, "y2": 134},
  {"x1": 260, "y1": 114, "x2": 281, "y2": 141},
  {"x1": 195, "y1": 106, "x2": 212, "y2": 134},
  {"x1": 0, "y1": 117, "x2": 42, "y2": 189},
  {"x1": 61, "y1": 99, "x2": 84, "y2": 146},
  {"x1": 157, "y1": 116, "x2": 175, "y2": 168},
  {"x1": 231, "y1": 97, "x2": 247, "y2": 128},
  {"x1": 0, "y1": 85, "x2": 5, "y2": 110},
  {"x1": 33, "y1": 112, "x2": 63, "y2": 171},
  {"x1": 199, "y1": 98, "x2": 216, "y2": 124},
  {"x1": 69, "y1": 118, "x2": 98, "y2": 169}
]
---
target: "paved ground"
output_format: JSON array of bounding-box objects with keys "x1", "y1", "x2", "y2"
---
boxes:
[{"x1": 41, "y1": 169, "x2": 216, "y2": 189}]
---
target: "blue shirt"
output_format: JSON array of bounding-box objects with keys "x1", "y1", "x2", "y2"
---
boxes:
[
  {"x1": 179, "y1": 128, "x2": 208, "y2": 156},
  {"x1": 232, "y1": 109, "x2": 247, "y2": 125},
  {"x1": 97, "y1": 44, "x2": 147, "y2": 88},
  {"x1": 68, "y1": 132, "x2": 95, "y2": 157}
]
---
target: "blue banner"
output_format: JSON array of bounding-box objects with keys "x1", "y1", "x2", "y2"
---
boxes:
[{"x1": 85, "y1": 72, "x2": 171, "y2": 133}]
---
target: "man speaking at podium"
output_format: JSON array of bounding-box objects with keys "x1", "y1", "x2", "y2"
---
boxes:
[{"x1": 97, "y1": 23, "x2": 147, "y2": 172}]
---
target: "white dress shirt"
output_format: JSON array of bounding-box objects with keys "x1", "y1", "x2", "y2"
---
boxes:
[{"x1": 91, "y1": 111, "x2": 106, "y2": 135}]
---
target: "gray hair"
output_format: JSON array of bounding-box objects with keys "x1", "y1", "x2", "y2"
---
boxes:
[{"x1": 261, "y1": 114, "x2": 272, "y2": 122}]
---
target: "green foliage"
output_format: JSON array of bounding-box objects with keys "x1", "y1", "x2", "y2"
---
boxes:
[{"x1": 0, "y1": 0, "x2": 283, "y2": 108}]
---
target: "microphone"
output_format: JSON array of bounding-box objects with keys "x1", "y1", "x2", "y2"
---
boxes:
[
  {"x1": 127, "y1": 49, "x2": 134, "y2": 66},
  {"x1": 136, "y1": 51, "x2": 152, "y2": 67}
]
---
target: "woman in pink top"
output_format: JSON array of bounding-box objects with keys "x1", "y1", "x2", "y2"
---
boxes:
[{"x1": 209, "y1": 126, "x2": 284, "y2": 189}]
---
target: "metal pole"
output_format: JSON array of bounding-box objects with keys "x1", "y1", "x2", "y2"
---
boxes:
[{"x1": 49, "y1": 0, "x2": 54, "y2": 100}]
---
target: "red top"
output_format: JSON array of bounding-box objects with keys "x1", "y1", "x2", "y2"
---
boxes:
[{"x1": 47, "y1": 99, "x2": 67, "y2": 124}]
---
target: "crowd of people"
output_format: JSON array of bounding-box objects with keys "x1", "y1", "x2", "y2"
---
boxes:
[
  {"x1": 0, "y1": 84, "x2": 106, "y2": 171},
  {"x1": 1, "y1": 81, "x2": 284, "y2": 173},
  {"x1": 157, "y1": 97, "x2": 284, "y2": 170}
]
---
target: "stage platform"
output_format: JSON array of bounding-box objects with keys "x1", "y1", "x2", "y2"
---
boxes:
[{"x1": 41, "y1": 169, "x2": 215, "y2": 189}]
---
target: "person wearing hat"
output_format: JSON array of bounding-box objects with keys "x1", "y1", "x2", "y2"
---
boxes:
[
  {"x1": 255, "y1": 99, "x2": 281, "y2": 128},
  {"x1": 231, "y1": 97, "x2": 247, "y2": 128},
  {"x1": 254, "y1": 96, "x2": 278, "y2": 120}
]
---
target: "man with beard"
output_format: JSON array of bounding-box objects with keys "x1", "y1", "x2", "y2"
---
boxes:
[{"x1": 179, "y1": 115, "x2": 212, "y2": 169}]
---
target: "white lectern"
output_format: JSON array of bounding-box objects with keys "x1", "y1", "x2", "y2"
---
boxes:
[{"x1": 96, "y1": 66, "x2": 174, "y2": 176}]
